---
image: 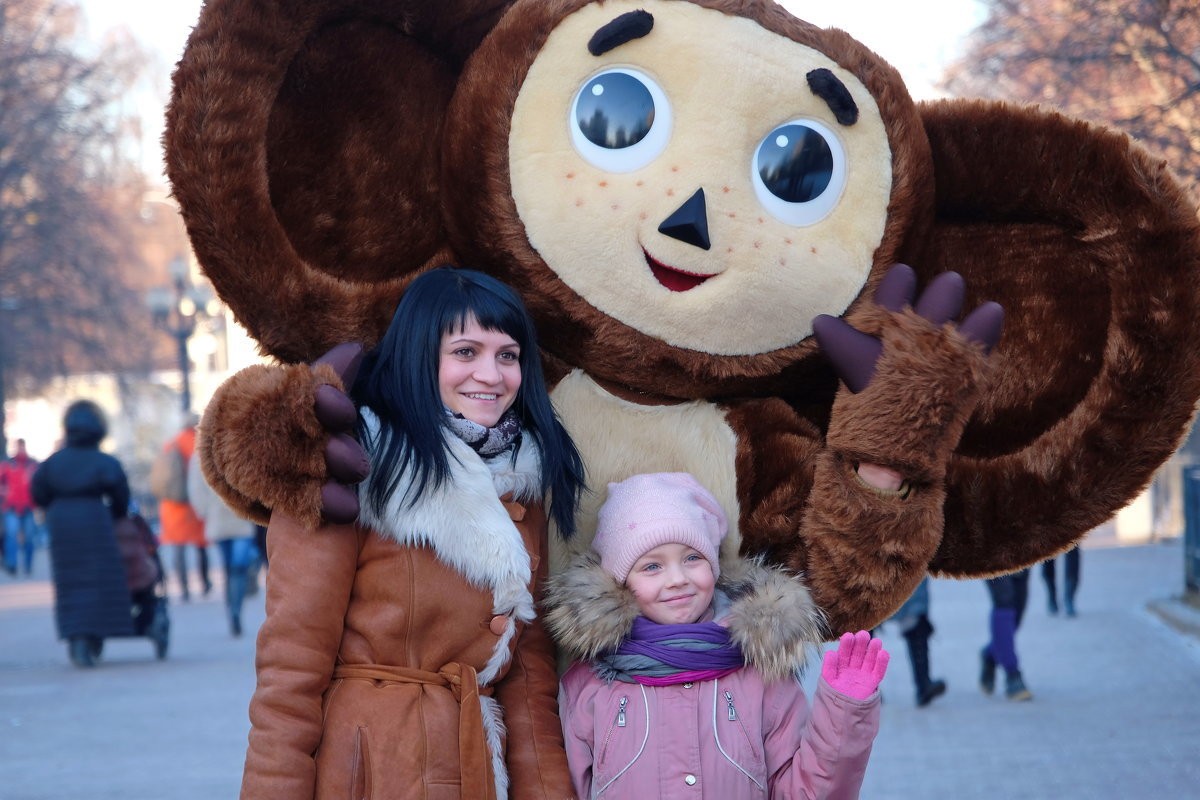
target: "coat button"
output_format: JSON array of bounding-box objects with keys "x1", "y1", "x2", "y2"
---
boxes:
[
  {"x1": 684, "y1": 775, "x2": 697, "y2": 786},
  {"x1": 682, "y1": 682, "x2": 693, "y2": 689},
  {"x1": 489, "y1": 615, "x2": 509, "y2": 636}
]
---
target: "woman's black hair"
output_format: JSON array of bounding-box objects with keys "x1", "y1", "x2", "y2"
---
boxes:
[{"x1": 353, "y1": 266, "x2": 586, "y2": 537}]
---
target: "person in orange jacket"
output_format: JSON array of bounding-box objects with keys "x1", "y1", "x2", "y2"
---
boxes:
[{"x1": 156, "y1": 417, "x2": 210, "y2": 601}]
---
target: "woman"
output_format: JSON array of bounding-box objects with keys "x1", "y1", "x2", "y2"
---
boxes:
[
  {"x1": 241, "y1": 267, "x2": 586, "y2": 799},
  {"x1": 31, "y1": 400, "x2": 135, "y2": 667}
]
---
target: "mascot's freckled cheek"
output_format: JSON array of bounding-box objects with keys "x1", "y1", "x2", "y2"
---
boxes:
[{"x1": 508, "y1": 0, "x2": 892, "y2": 356}]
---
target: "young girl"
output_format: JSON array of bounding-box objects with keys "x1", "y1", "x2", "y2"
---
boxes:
[
  {"x1": 240, "y1": 267, "x2": 586, "y2": 799},
  {"x1": 546, "y1": 472, "x2": 887, "y2": 799}
]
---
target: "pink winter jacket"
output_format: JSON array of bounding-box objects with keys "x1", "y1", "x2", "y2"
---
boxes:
[
  {"x1": 559, "y1": 662, "x2": 878, "y2": 799},
  {"x1": 545, "y1": 554, "x2": 881, "y2": 800}
]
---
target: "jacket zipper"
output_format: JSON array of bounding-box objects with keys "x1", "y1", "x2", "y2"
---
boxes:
[
  {"x1": 724, "y1": 690, "x2": 738, "y2": 721},
  {"x1": 599, "y1": 696, "x2": 628, "y2": 767}
]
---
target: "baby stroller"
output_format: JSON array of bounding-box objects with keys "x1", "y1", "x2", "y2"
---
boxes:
[{"x1": 113, "y1": 511, "x2": 170, "y2": 659}]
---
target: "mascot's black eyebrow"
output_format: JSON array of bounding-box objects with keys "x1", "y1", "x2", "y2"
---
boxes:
[
  {"x1": 588, "y1": 10, "x2": 654, "y2": 56},
  {"x1": 806, "y1": 68, "x2": 859, "y2": 126}
]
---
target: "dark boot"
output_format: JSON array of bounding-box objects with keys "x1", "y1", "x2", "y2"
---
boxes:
[
  {"x1": 1064, "y1": 551, "x2": 1079, "y2": 617},
  {"x1": 979, "y1": 646, "x2": 997, "y2": 695},
  {"x1": 149, "y1": 600, "x2": 170, "y2": 660},
  {"x1": 1041, "y1": 559, "x2": 1058, "y2": 614},
  {"x1": 69, "y1": 636, "x2": 95, "y2": 668},
  {"x1": 198, "y1": 546, "x2": 212, "y2": 596},
  {"x1": 1005, "y1": 670, "x2": 1033, "y2": 701},
  {"x1": 903, "y1": 616, "x2": 947, "y2": 707},
  {"x1": 226, "y1": 568, "x2": 248, "y2": 637}
]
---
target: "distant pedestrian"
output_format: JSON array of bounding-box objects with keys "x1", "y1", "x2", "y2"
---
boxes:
[
  {"x1": 548, "y1": 472, "x2": 886, "y2": 799},
  {"x1": 1, "y1": 438, "x2": 39, "y2": 575},
  {"x1": 30, "y1": 401, "x2": 136, "y2": 667},
  {"x1": 152, "y1": 415, "x2": 211, "y2": 601},
  {"x1": 1041, "y1": 545, "x2": 1081, "y2": 617},
  {"x1": 187, "y1": 441, "x2": 258, "y2": 637},
  {"x1": 980, "y1": 568, "x2": 1033, "y2": 701},
  {"x1": 889, "y1": 576, "x2": 947, "y2": 707}
]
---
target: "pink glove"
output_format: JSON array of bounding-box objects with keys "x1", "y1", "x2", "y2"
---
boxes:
[{"x1": 821, "y1": 630, "x2": 889, "y2": 700}]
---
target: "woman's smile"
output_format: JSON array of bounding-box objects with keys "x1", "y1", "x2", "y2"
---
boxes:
[{"x1": 439, "y1": 316, "x2": 523, "y2": 427}]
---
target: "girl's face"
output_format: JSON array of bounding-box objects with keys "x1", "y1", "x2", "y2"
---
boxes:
[
  {"x1": 439, "y1": 316, "x2": 523, "y2": 427},
  {"x1": 625, "y1": 543, "x2": 716, "y2": 625}
]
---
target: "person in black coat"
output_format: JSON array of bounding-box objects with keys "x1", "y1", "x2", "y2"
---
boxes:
[{"x1": 31, "y1": 400, "x2": 135, "y2": 667}]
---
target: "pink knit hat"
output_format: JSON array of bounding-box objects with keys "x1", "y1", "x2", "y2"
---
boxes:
[{"x1": 592, "y1": 472, "x2": 728, "y2": 583}]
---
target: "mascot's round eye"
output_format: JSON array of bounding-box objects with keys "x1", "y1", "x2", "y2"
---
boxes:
[
  {"x1": 570, "y1": 68, "x2": 671, "y2": 173},
  {"x1": 751, "y1": 119, "x2": 847, "y2": 226}
]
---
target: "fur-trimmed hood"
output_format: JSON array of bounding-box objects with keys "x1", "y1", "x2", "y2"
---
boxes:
[{"x1": 544, "y1": 552, "x2": 826, "y2": 681}]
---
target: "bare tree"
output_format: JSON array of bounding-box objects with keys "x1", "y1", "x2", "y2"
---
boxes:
[
  {"x1": 0, "y1": 0, "x2": 155, "y2": 452},
  {"x1": 940, "y1": 0, "x2": 1200, "y2": 197}
]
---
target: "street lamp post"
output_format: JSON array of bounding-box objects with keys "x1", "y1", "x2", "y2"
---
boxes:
[{"x1": 147, "y1": 257, "x2": 210, "y2": 415}]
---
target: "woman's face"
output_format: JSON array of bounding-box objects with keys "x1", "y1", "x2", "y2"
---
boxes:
[
  {"x1": 438, "y1": 316, "x2": 523, "y2": 427},
  {"x1": 625, "y1": 543, "x2": 716, "y2": 625}
]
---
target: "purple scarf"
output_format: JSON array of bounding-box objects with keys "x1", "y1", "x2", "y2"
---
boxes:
[{"x1": 592, "y1": 616, "x2": 745, "y2": 686}]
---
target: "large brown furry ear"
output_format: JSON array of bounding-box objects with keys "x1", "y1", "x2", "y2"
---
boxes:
[
  {"x1": 914, "y1": 100, "x2": 1200, "y2": 576},
  {"x1": 165, "y1": 0, "x2": 514, "y2": 363}
]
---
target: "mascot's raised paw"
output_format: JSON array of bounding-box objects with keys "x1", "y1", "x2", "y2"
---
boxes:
[
  {"x1": 312, "y1": 343, "x2": 370, "y2": 524},
  {"x1": 815, "y1": 264, "x2": 1004, "y2": 486},
  {"x1": 199, "y1": 343, "x2": 369, "y2": 528},
  {"x1": 813, "y1": 264, "x2": 1004, "y2": 394}
]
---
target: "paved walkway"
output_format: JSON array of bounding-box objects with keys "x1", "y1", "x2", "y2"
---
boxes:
[
  {"x1": 1, "y1": 530, "x2": 1197, "y2": 799},
  {"x1": 850, "y1": 531, "x2": 1200, "y2": 799}
]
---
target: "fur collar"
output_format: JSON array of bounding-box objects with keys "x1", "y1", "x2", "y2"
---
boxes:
[
  {"x1": 356, "y1": 408, "x2": 543, "y2": 622},
  {"x1": 543, "y1": 553, "x2": 826, "y2": 681}
]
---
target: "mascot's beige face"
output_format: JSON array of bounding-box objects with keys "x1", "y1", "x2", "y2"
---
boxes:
[{"x1": 509, "y1": 0, "x2": 893, "y2": 357}]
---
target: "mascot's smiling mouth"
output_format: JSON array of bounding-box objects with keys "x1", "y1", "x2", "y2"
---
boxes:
[{"x1": 643, "y1": 250, "x2": 715, "y2": 292}]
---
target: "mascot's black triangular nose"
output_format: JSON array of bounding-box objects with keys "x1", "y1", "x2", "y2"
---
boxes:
[{"x1": 658, "y1": 188, "x2": 711, "y2": 251}]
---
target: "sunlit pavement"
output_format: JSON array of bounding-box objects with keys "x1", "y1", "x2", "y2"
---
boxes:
[
  {"x1": 2, "y1": 529, "x2": 1198, "y2": 799},
  {"x1": 0, "y1": 553, "x2": 260, "y2": 800},
  {"x1": 844, "y1": 527, "x2": 1200, "y2": 799}
]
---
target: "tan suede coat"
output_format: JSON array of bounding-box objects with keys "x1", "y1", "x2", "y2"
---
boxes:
[{"x1": 242, "y1": 439, "x2": 572, "y2": 800}]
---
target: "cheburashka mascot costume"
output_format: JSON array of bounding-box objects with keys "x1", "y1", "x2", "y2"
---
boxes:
[{"x1": 166, "y1": 0, "x2": 1200, "y2": 637}]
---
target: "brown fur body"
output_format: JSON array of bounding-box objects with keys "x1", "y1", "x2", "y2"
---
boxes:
[{"x1": 167, "y1": 0, "x2": 1200, "y2": 632}]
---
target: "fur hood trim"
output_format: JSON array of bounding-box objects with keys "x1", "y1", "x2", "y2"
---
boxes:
[
  {"x1": 357, "y1": 408, "x2": 543, "y2": 626},
  {"x1": 543, "y1": 553, "x2": 826, "y2": 681}
]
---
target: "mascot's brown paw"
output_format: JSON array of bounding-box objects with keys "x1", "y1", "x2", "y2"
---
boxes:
[
  {"x1": 199, "y1": 361, "x2": 351, "y2": 529},
  {"x1": 820, "y1": 289, "x2": 998, "y2": 482},
  {"x1": 815, "y1": 265, "x2": 1002, "y2": 393}
]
